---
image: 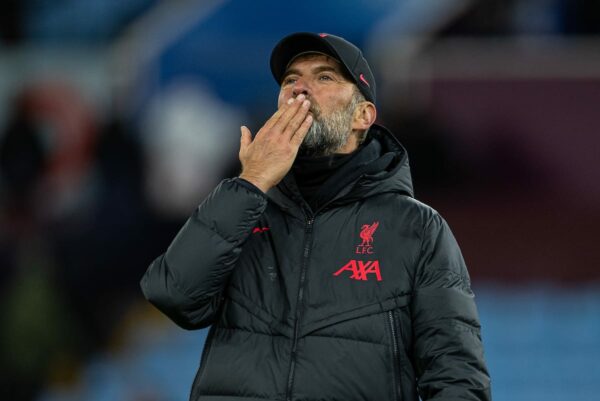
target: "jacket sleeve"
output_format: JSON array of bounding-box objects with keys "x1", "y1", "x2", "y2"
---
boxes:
[
  {"x1": 411, "y1": 212, "x2": 491, "y2": 401},
  {"x1": 140, "y1": 178, "x2": 268, "y2": 330}
]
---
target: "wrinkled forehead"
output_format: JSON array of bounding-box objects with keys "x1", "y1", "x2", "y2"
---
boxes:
[{"x1": 284, "y1": 52, "x2": 347, "y2": 76}]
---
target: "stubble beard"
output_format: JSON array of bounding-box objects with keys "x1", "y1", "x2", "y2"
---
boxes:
[{"x1": 299, "y1": 98, "x2": 357, "y2": 157}]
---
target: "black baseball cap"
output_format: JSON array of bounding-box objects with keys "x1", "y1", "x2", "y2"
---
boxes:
[{"x1": 270, "y1": 32, "x2": 376, "y2": 104}]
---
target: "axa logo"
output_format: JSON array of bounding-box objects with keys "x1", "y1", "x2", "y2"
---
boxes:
[
  {"x1": 333, "y1": 260, "x2": 382, "y2": 281},
  {"x1": 252, "y1": 227, "x2": 270, "y2": 234},
  {"x1": 356, "y1": 221, "x2": 379, "y2": 255}
]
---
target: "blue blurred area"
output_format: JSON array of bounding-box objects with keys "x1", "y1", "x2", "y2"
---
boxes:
[
  {"x1": 23, "y1": 0, "x2": 158, "y2": 41},
  {"x1": 477, "y1": 286, "x2": 600, "y2": 401},
  {"x1": 157, "y1": 0, "x2": 397, "y2": 107}
]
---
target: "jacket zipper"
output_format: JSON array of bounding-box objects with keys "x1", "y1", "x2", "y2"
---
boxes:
[
  {"x1": 285, "y1": 216, "x2": 314, "y2": 401},
  {"x1": 388, "y1": 310, "x2": 402, "y2": 401}
]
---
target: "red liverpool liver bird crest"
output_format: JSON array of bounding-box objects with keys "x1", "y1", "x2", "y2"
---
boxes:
[{"x1": 356, "y1": 221, "x2": 379, "y2": 254}]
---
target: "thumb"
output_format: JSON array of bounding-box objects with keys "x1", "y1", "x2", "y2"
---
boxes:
[{"x1": 240, "y1": 126, "x2": 252, "y2": 149}]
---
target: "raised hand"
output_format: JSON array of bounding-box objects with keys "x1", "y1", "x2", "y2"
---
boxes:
[{"x1": 239, "y1": 94, "x2": 313, "y2": 193}]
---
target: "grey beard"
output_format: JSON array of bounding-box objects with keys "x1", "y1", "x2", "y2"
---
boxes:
[{"x1": 299, "y1": 101, "x2": 355, "y2": 157}]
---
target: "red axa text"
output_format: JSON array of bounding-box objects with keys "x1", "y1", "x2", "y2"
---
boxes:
[{"x1": 333, "y1": 260, "x2": 382, "y2": 281}]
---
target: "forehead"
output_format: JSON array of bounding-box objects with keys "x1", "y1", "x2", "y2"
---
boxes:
[{"x1": 284, "y1": 53, "x2": 345, "y2": 74}]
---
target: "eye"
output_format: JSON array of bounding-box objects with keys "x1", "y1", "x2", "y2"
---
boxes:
[
  {"x1": 319, "y1": 74, "x2": 334, "y2": 81},
  {"x1": 282, "y1": 76, "x2": 297, "y2": 85}
]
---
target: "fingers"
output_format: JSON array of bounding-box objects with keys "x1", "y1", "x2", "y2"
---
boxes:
[
  {"x1": 261, "y1": 95, "x2": 300, "y2": 132},
  {"x1": 272, "y1": 94, "x2": 310, "y2": 135},
  {"x1": 261, "y1": 104, "x2": 288, "y2": 132},
  {"x1": 290, "y1": 114, "x2": 313, "y2": 148},
  {"x1": 282, "y1": 97, "x2": 311, "y2": 139},
  {"x1": 240, "y1": 125, "x2": 252, "y2": 150},
  {"x1": 252, "y1": 94, "x2": 310, "y2": 146}
]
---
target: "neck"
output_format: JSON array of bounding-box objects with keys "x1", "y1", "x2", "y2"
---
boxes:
[
  {"x1": 336, "y1": 132, "x2": 360, "y2": 154},
  {"x1": 292, "y1": 149, "x2": 359, "y2": 207}
]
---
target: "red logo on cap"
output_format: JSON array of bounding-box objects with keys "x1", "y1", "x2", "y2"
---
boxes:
[
  {"x1": 359, "y1": 73, "x2": 370, "y2": 87},
  {"x1": 319, "y1": 33, "x2": 329, "y2": 37}
]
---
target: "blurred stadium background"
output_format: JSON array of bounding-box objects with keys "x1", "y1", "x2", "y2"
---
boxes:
[{"x1": 0, "y1": 1, "x2": 599, "y2": 400}]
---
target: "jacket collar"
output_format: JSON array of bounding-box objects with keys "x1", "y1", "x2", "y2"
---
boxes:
[{"x1": 267, "y1": 124, "x2": 413, "y2": 216}]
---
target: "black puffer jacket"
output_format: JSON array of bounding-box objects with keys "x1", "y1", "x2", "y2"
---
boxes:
[{"x1": 141, "y1": 125, "x2": 491, "y2": 401}]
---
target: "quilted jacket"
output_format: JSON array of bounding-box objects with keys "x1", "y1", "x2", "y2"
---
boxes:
[{"x1": 140, "y1": 124, "x2": 491, "y2": 401}]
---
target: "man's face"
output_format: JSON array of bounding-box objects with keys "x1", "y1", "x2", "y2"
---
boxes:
[{"x1": 278, "y1": 53, "x2": 359, "y2": 156}]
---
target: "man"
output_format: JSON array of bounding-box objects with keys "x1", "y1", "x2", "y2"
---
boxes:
[{"x1": 141, "y1": 32, "x2": 491, "y2": 401}]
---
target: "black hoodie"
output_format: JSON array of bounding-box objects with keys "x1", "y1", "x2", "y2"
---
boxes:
[{"x1": 141, "y1": 124, "x2": 491, "y2": 401}]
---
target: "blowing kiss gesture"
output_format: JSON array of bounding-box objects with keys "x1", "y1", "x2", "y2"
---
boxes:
[{"x1": 238, "y1": 94, "x2": 313, "y2": 193}]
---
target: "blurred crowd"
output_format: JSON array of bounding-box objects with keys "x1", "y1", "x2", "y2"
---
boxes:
[{"x1": 0, "y1": 1, "x2": 599, "y2": 400}]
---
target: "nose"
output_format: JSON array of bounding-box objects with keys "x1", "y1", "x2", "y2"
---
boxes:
[{"x1": 292, "y1": 78, "x2": 310, "y2": 98}]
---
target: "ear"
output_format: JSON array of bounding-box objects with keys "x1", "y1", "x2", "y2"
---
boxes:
[{"x1": 351, "y1": 101, "x2": 377, "y2": 131}]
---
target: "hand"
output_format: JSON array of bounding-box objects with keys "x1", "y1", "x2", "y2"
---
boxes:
[{"x1": 239, "y1": 94, "x2": 313, "y2": 193}]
